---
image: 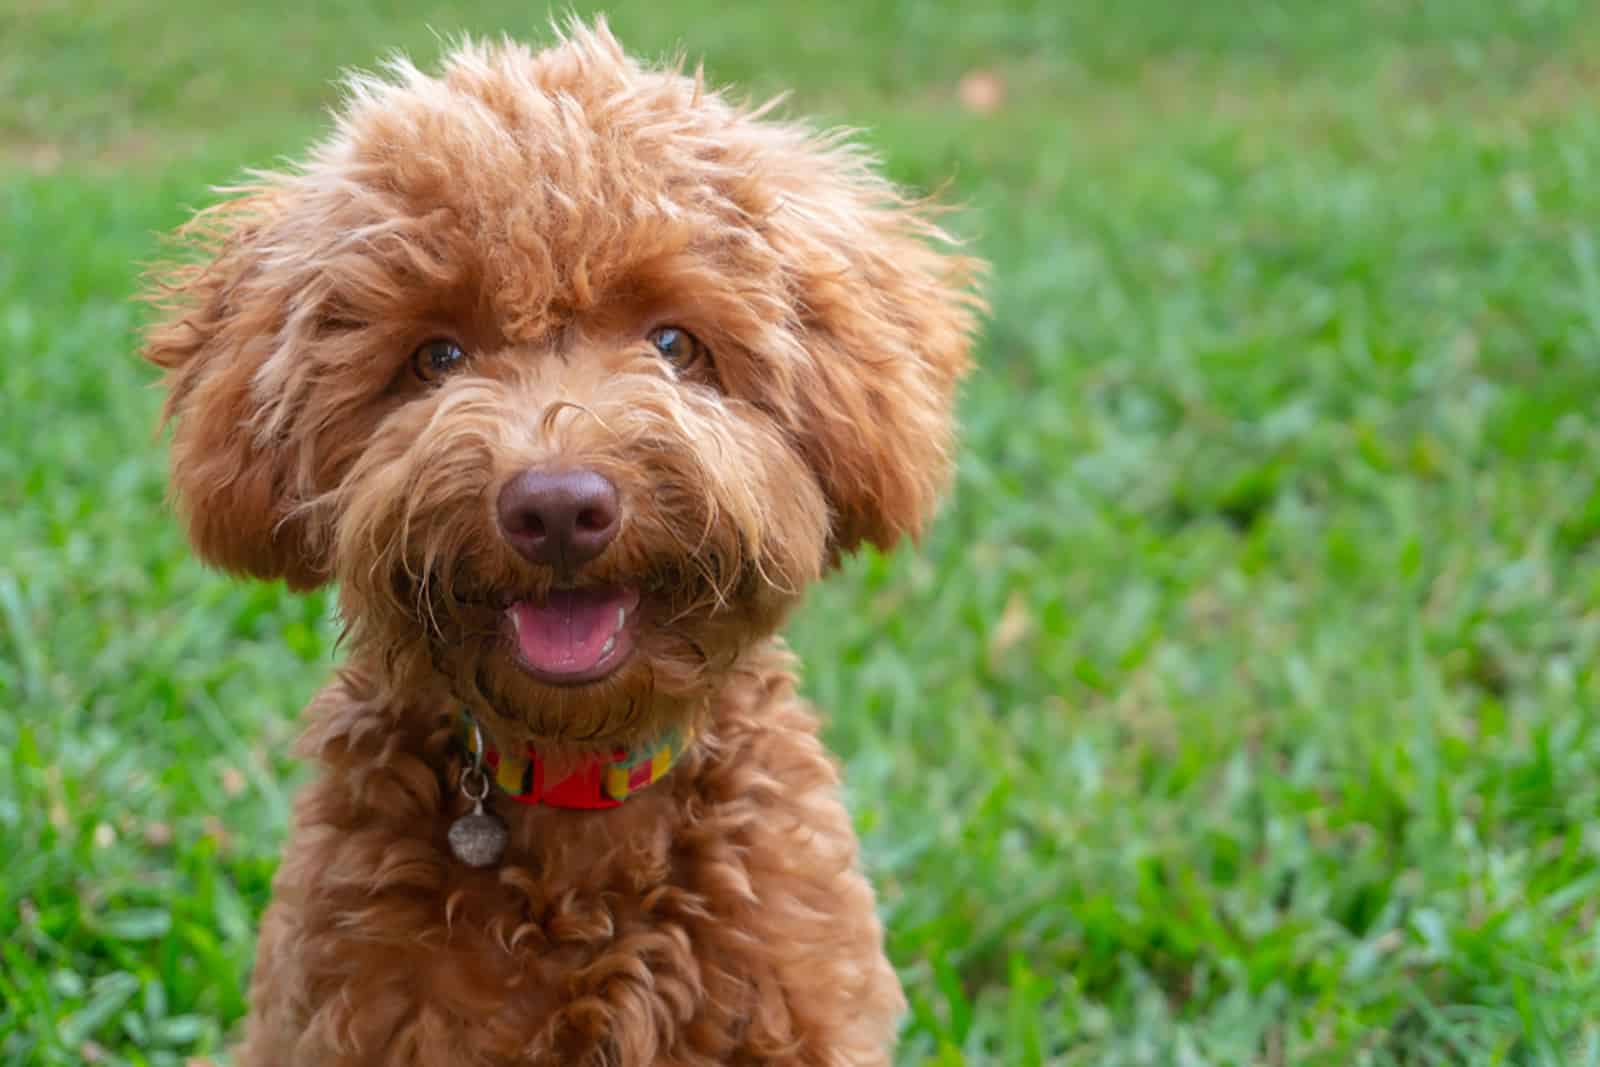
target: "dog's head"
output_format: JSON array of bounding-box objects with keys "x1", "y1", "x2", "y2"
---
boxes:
[{"x1": 144, "y1": 22, "x2": 980, "y2": 745}]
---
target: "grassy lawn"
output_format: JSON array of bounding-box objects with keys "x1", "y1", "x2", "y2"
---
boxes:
[{"x1": 5, "y1": 0, "x2": 1600, "y2": 1062}]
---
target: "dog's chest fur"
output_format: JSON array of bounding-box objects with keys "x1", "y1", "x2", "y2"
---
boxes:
[{"x1": 235, "y1": 644, "x2": 902, "y2": 1066}]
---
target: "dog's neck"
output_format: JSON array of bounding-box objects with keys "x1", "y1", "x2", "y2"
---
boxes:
[{"x1": 296, "y1": 640, "x2": 806, "y2": 892}]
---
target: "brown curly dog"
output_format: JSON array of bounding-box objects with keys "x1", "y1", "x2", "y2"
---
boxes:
[{"x1": 143, "y1": 19, "x2": 980, "y2": 1066}]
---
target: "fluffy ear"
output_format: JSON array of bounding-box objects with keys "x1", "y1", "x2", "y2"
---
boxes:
[
  {"x1": 783, "y1": 179, "x2": 983, "y2": 557},
  {"x1": 143, "y1": 191, "x2": 329, "y2": 590}
]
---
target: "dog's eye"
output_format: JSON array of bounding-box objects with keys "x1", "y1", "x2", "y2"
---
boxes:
[
  {"x1": 648, "y1": 326, "x2": 709, "y2": 370},
  {"x1": 412, "y1": 339, "x2": 467, "y2": 382}
]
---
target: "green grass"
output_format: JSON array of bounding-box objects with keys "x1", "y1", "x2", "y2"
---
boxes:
[{"x1": 5, "y1": 0, "x2": 1600, "y2": 1063}]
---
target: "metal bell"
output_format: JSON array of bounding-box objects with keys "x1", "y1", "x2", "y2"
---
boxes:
[
  {"x1": 448, "y1": 803, "x2": 508, "y2": 868},
  {"x1": 448, "y1": 738, "x2": 507, "y2": 867}
]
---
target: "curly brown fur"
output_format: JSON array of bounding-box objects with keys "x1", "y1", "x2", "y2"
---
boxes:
[{"x1": 144, "y1": 19, "x2": 980, "y2": 1066}]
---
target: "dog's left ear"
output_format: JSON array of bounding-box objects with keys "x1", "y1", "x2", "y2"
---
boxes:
[
  {"x1": 779, "y1": 171, "x2": 984, "y2": 558},
  {"x1": 143, "y1": 189, "x2": 330, "y2": 590}
]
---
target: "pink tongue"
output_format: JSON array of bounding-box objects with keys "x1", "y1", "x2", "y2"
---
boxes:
[{"x1": 511, "y1": 587, "x2": 636, "y2": 675}]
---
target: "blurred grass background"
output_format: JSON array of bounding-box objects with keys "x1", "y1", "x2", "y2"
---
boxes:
[{"x1": 5, "y1": 0, "x2": 1600, "y2": 1063}]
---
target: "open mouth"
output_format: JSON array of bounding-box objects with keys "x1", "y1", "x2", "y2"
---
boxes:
[{"x1": 505, "y1": 585, "x2": 640, "y2": 686}]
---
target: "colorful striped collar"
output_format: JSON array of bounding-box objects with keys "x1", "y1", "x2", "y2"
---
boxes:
[{"x1": 458, "y1": 711, "x2": 691, "y2": 810}]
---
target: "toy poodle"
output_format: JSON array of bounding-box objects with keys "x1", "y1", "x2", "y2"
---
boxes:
[{"x1": 143, "y1": 19, "x2": 980, "y2": 1066}]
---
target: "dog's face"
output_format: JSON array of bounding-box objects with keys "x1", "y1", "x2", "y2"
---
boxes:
[{"x1": 145, "y1": 24, "x2": 979, "y2": 746}]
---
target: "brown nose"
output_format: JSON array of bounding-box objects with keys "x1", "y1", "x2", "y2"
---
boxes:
[{"x1": 496, "y1": 468, "x2": 620, "y2": 571}]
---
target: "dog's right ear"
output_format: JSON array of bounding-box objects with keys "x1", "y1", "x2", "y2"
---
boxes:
[{"x1": 143, "y1": 190, "x2": 329, "y2": 590}]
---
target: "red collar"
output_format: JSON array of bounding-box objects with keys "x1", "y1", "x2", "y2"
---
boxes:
[{"x1": 460, "y1": 712, "x2": 691, "y2": 810}]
